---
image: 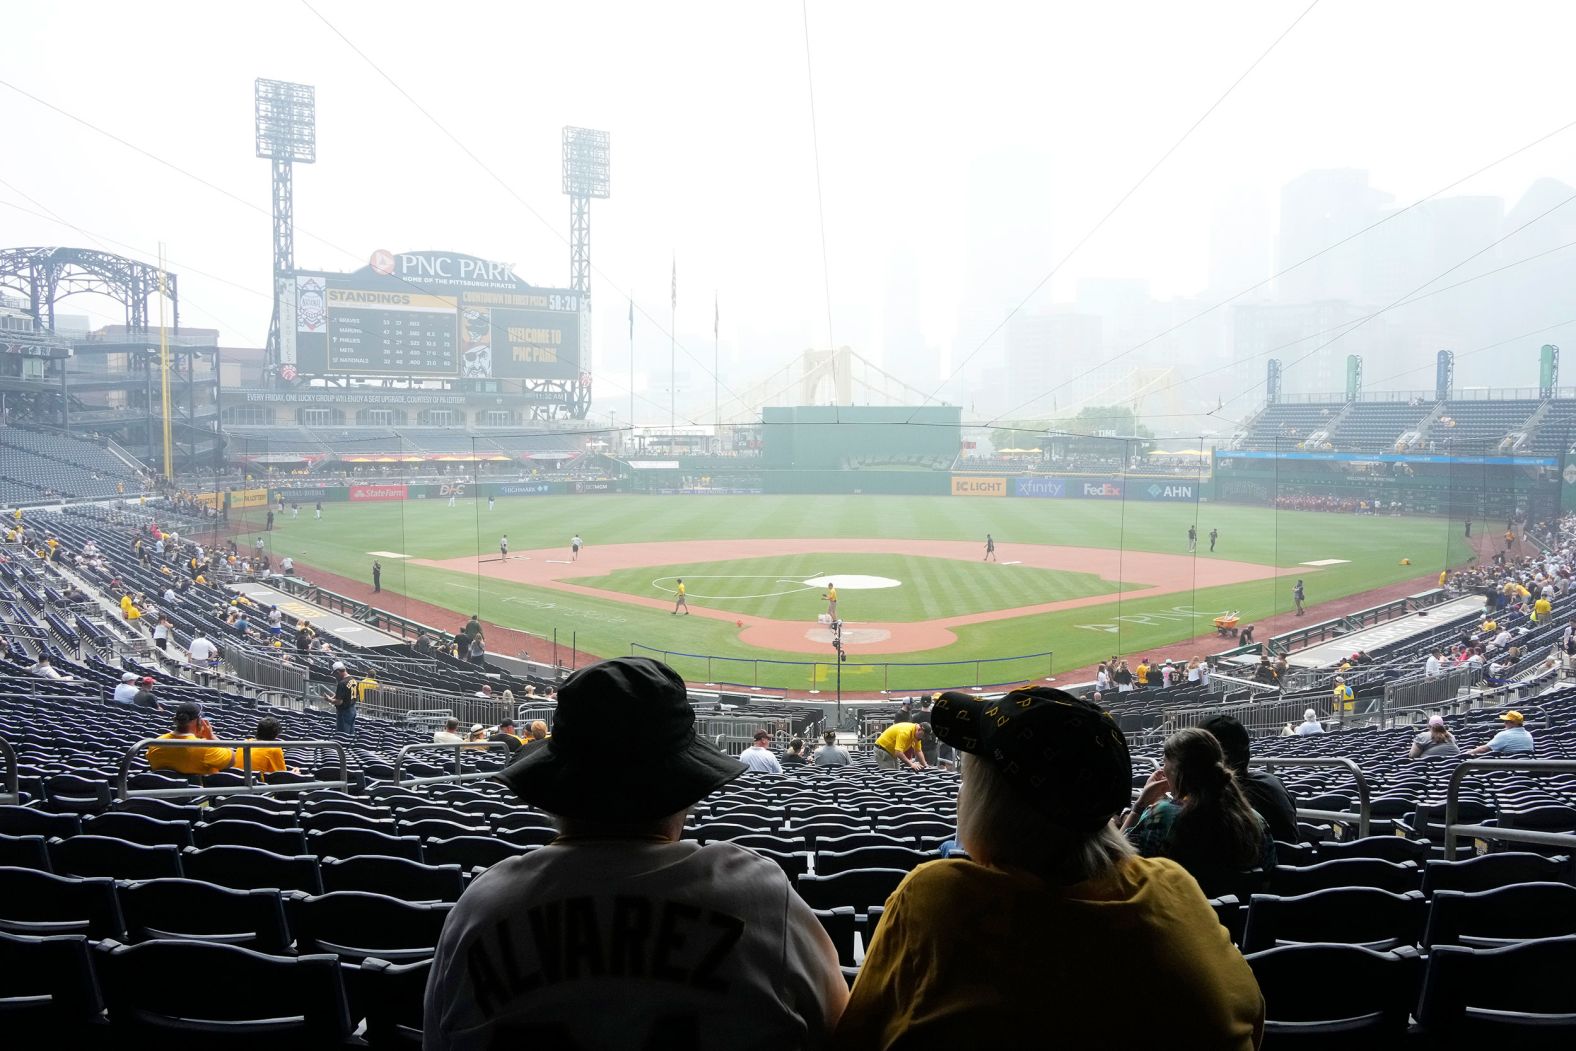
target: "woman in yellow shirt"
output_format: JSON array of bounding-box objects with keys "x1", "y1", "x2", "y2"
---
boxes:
[
  {"x1": 233, "y1": 716, "x2": 292, "y2": 777},
  {"x1": 833, "y1": 688, "x2": 1264, "y2": 1050}
]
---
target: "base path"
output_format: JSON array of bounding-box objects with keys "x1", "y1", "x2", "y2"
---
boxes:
[{"x1": 411, "y1": 538, "x2": 1291, "y2": 656}]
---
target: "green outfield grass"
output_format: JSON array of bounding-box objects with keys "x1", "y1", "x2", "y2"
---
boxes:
[
  {"x1": 235, "y1": 493, "x2": 1475, "y2": 687},
  {"x1": 575, "y1": 553, "x2": 1132, "y2": 621}
]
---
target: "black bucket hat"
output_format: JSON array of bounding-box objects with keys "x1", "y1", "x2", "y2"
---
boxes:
[
  {"x1": 499, "y1": 657, "x2": 741, "y2": 820},
  {"x1": 931, "y1": 686, "x2": 1131, "y2": 831}
]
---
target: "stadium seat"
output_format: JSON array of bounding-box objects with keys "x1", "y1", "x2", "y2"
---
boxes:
[
  {"x1": 0, "y1": 931, "x2": 105, "y2": 1039},
  {"x1": 0, "y1": 806, "x2": 80, "y2": 839},
  {"x1": 490, "y1": 821, "x2": 559, "y2": 847},
  {"x1": 1268, "y1": 859, "x2": 1420, "y2": 896},
  {"x1": 94, "y1": 938, "x2": 355, "y2": 1045},
  {"x1": 359, "y1": 957, "x2": 431, "y2": 1047},
  {"x1": 81, "y1": 812, "x2": 193, "y2": 849},
  {"x1": 1421, "y1": 853, "x2": 1573, "y2": 896},
  {"x1": 0, "y1": 832, "x2": 50, "y2": 871},
  {"x1": 1316, "y1": 837, "x2": 1430, "y2": 865},
  {"x1": 815, "y1": 845, "x2": 931, "y2": 875},
  {"x1": 111, "y1": 798, "x2": 201, "y2": 824},
  {"x1": 41, "y1": 775, "x2": 112, "y2": 815},
  {"x1": 795, "y1": 868, "x2": 908, "y2": 911},
  {"x1": 286, "y1": 890, "x2": 454, "y2": 963},
  {"x1": 191, "y1": 818, "x2": 309, "y2": 855},
  {"x1": 816, "y1": 832, "x2": 914, "y2": 854},
  {"x1": 119, "y1": 877, "x2": 291, "y2": 954},
  {"x1": 205, "y1": 804, "x2": 300, "y2": 830},
  {"x1": 320, "y1": 855, "x2": 466, "y2": 903},
  {"x1": 1246, "y1": 942, "x2": 1421, "y2": 1049},
  {"x1": 748, "y1": 847, "x2": 810, "y2": 880},
  {"x1": 181, "y1": 844, "x2": 323, "y2": 895},
  {"x1": 47, "y1": 836, "x2": 183, "y2": 880},
  {"x1": 0, "y1": 866, "x2": 124, "y2": 938},
  {"x1": 301, "y1": 809, "x2": 397, "y2": 834},
  {"x1": 1423, "y1": 883, "x2": 1576, "y2": 949},
  {"x1": 1241, "y1": 888, "x2": 1427, "y2": 953},
  {"x1": 813, "y1": 907, "x2": 859, "y2": 966},
  {"x1": 306, "y1": 827, "x2": 424, "y2": 862},
  {"x1": 423, "y1": 834, "x2": 527, "y2": 871},
  {"x1": 1208, "y1": 895, "x2": 1245, "y2": 946},
  {"x1": 400, "y1": 817, "x2": 489, "y2": 841},
  {"x1": 1416, "y1": 935, "x2": 1576, "y2": 1047}
]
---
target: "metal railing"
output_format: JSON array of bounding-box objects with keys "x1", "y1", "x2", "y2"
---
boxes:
[
  {"x1": 392, "y1": 740, "x2": 512, "y2": 788},
  {"x1": 629, "y1": 643, "x2": 1054, "y2": 695},
  {"x1": 1443, "y1": 758, "x2": 1576, "y2": 860},
  {"x1": 0, "y1": 735, "x2": 17, "y2": 805},
  {"x1": 1251, "y1": 756, "x2": 1372, "y2": 838},
  {"x1": 115, "y1": 738, "x2": 350, "y2": 800},
  {"x1": 1383, "y1": 664, "x2": 1484, "y2": 713}
]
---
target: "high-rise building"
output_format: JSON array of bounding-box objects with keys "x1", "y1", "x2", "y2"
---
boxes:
[
  {"x1": 1004, "y1": 312, "x2": 1102, "y2": 415},
  {"x1": 882, "y1": 248, "x2": 931, "y2": 389},
  {"x1": 1277, "y1": 170, "x2": 1391, "y2": 304}
]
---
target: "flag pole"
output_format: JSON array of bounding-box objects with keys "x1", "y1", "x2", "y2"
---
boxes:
[
  {"x1": 713, "y1": 290, "x2": 719, "y2": 442},
  {"x1": 628, "y1": 297, "x2": 634, "y2": 451},
  {"x1": 670, "y1": 255, "x2": 677, "y2": 435}
]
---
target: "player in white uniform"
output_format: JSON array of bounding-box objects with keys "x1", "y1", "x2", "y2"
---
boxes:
[
  {"x1": 570, "y1": 533, "x2": 583, "y2": 561},
  {"x1": 499, "y1": 534, "x2": 509, "y2": 562}
]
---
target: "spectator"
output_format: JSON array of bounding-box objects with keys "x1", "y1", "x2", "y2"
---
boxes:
[
  {"x1": 475, "y1": 684, "x2": 494, "y2": 700},
  {"x1": 235, "y1": 716, "x2": 293, "y2": 776},
  {"x1": 28, "y1": 655, "x2": 67, "y2": 680},
  {"x1": 1198, "y1": 714, "x2": 1299, "y2": 844},
  {"x1": 148, "y1": 702, "x2": 233, "y2": 776},
  {"x1": 873, "y1": 720, "x2": 928, "y2": 771},
  {"x1": 112, "y1": 671, "x2": 139, "y2": 704},
  {"x1": 1113, "y1": 659, "x2": 1134, "y2": 693},
  {"x1": 1424, "y1": 650, "x2": 1443, "y2": 679},
  {"x1": 1122, "y1": 727, "x2": 1276, "y2": 890},
  {"x1": 833, "y1": 689, "x2": 1264, "y2": 1048},
  {"x1": 1470, "y1": 710, "x2": 1535, "y2": 756},
  {"x1": 781, "y1": 738, "x2": 809, "y2": 768},
  {"x1": 323, "y1": 664, "x2": 357, "y2": 736},
  {"x1": 1410, "y1": 715, "x2": 1461, "y2": 760},
  {"x1": 424, "y1": 656, "x2": 846, "y2": 1048},
  {"x1": 1297, "y1": 708, "x2": 1325, "y2": 735},
  {"x1": 467, "y1": 633, "x2": 487, "y2": 667},
  {"x1": 739, "y1": 730, "x2": 783, "y2": 774},
  {"x1": 132, "y1": 676, "x2": 159, "y2": 709},
  {"x1": 516, "y1": 720, "x2": 550, "y2": 759},
  {"x1": 813, "y1": 729, "x2": 850, "y2": 767},
  {"x1": 1135, "y1": 657, "x2": 1151, "y2": 687},
  {"x1": 489, "y1": 719, "x2": 525, "y2": 754},
  {"x1": 433, "y1": 718, "x2": 465, "y2": 745}
]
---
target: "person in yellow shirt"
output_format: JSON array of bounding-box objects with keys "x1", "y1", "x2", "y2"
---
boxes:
[
  {"x1": 148, "y1": 703, "x2": 233, "y2": 776},
  {"x1": 1439, "y1": 570, "x2": 1448, "y2": 588},
  {"x1": 354, "y1": 675, "x2": 380, "y2": 703},
  {"x1": 873, "y1": 720, "x2": 928, "y2": 771},
  {"x1": 1135, "y1": 659, "x2": 1151, "y2": 687},
  {"x1": 1533, "y1": 595, "x2": 1552, "y2": 622},
  {"x1": 824, "y1": 584, "x2": 839, "y2": 620},
  {"x1": 672, "y1": 578, "x2": 689, "y2": 615},
  {"x1": 1332, "y1": 676, "x2": 1355, "y2": 712},
  {"x1": 832, "y1": 688, "x2": 1264, "y2": 1050},
  {"x1": 233, "y1": 716, "x2": 293, "y2": 777}
]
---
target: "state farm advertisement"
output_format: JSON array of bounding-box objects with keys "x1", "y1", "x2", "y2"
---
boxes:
[{"x1": 349, "y1": 484, "x2": 408, "y2": 502}]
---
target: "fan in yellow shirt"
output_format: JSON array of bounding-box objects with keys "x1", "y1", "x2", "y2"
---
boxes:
[
  {"x1": 148, "y1": 703, "x2": 232, "y2": 775},
  {"x1": 873, "y1": 721, "x2": 928, "y2": 771},
  {"x1": 232, "y1": 716, "x2": 293, "y2": 777}
]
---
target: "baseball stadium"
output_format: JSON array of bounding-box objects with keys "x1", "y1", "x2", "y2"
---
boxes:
[{"x1": 2, "y1": 5, "x2": 1576, "y2": 1044}]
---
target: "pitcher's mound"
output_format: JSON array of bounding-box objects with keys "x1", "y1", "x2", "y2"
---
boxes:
[{"x1": 806, "y1": 626, "x2": 891, "y2": 645}]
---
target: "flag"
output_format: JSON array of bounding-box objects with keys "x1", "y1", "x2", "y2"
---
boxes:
[
  {"x1": 670, "y1": 255, "x2": 676, "y2": 311},
  {"x1": 713, "y1": 291, "x2": 719, "y2": 340}
]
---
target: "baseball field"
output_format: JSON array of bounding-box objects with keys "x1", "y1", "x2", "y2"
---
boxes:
[{"x1": 236, "y1": 493, "x2": 1475, "y2": 691}]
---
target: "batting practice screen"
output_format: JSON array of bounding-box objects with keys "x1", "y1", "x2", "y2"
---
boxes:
[{"x1": 283, "y1": 250, "x2": 581, "y2": 380}]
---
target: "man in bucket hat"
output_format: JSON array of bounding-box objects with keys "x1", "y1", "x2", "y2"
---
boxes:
[
  {"x1": 832, "y1": 686, "x2": 1263, "y2": 1049},
  {"x1": 424, "y1": 657, "x2": 846, "y2": 1049}
]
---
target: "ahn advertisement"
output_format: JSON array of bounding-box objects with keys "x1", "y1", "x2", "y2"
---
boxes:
[
  {"x1": 1014, "y1": 477, "x2": 1066, "y2": 498},
  {"x1": 349, "y1": 484, "x2": 408, "y2": 502},
  {"x1": 952, "y1": 475, "x2": 1008, "y2": 497},
  {"x1": 1136, "y1": 481, "x2": 1199, "y2": 502}
]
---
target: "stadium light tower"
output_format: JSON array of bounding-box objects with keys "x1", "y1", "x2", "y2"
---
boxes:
[
  {"x1": 562, "y1": 127, "x2": 609, "y2": 415},
  {"x1": 255, "y1": 78, "x2": 316, "y2": 380}
]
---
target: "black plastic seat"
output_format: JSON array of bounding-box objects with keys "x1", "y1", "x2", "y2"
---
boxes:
[
  {"x1": 423, "y1": 835, "x2": 526, "y2": 871},
  {"x1": 81, "y1": 812, "x2": 193, "y2": 849},
  {"x1": 94, "y1": 938, "x2": 354, "y2": 1045},
  {"x1": 1416, "y1": 934, "x2": 1576, "y2": 1047},
  {"x1": 0, "y1": 832, "x2": 50, "y2": 871},
  {"x1": 814, "y1": 906, "x2": 858, "y2": 966},
  {"x1": 120, "y1": 877, "x2": 291, "y2": 954},
  {"x1": 192, "y1": 818, "x2": 308, "y2": 855},
  {"x1": 0, "y1": 805, "x2": 81, "y2": 839},
  {"x1": 1421, "y1": 853, "x2": 1572, "y2": 896},
  {"x1": 41, "y1": 775, "x2": 112, "y2": 815},
  {"x1": 815, "y1": 832, "x2": 914, "y2": 854},
  {"x1": 0, "y1": 931, "x2": 104, "y2": 1039},
  {"x1": 1424, "y1": 882, "x2": 1576, "y2": 949},
  {"x1": 359, "y1": 957, "x2": 430, "y2": 1047},
  {"x1": 1268, "y1": 859, "x2": 1420, "y2": 896},
  {"x1": 181, "y1": 844, "x2": 323, "y2": 895},
  {"x1": 307, "y1": 827, "x2": 424, "y2": 862},
  {"x1": 48, "y1": 835, "x2": 183, "y2": 880},
  {"x1": 302, "y1": 810, "x2": 397, "y2": 834},
  {"x1": 1316, "y1": 837, "x2": 1429, "y2": 865},
  {"x1": 206, "y1": 805, "x2": 299, "y2": 830},
  {"x1": 815, "y1": 845, "x2": 931, "y2": 876},
  {"x1": 0, "y1": 865, "x2": 124, "y2": 938},
  {"x1": 111, "y1": 798, "x2": 201, "y2": 824},
  {"x1": 400, "y1": 817, "x2": 488, "y2": 841},
  {"x1": 795, "y1": 867, "x2": 908, "y2": 911},
  {"x1": 286, "y1": 890, "x2": 453, "y2": 963},
  {"x1": 749, "y1": 847, "x2": 810, "y2": 880},
  {"x1": 1246, "y1": 942, "x2": 1421, "y2": 1049},
  {"x1": 1242, "y1": 888, "x2": 1427, "y2": 953},
  {"x1": 320, "y1": 855, "x2": 466, "y2": 903}
]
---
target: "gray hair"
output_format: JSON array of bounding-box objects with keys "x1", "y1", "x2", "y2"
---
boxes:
[
  {"x1": 956, "y1": 756, "x2": 1132, "y2": 885},
  {"x1": 1303, "y1": 708, "x2": 1318, "y2": 721}
]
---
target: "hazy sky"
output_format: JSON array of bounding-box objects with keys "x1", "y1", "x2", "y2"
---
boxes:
[{"x1": 5, "y1": 1, "x2": 1576, "y2": 421}]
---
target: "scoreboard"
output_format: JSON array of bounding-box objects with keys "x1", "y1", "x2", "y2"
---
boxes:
[{"x1": 284, "y1": 250, "x2": 581, "y2": 380}]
